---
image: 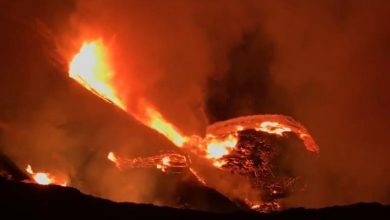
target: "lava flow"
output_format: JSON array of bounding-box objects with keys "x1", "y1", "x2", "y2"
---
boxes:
[
  {"x1": 25, "y1": 165, "x2": 66, "y2": 186},
  {"x1": 68, "y1": 39, "x2": 318, "y2": 157},
  {"x1": 68, "y1": 38, "x2": 319, "y2": 212},
  {"x1": 69, "y1": 39, "x2": 188, "y2": 147},
  {"x1": 108, "y1": 152, "x2": 188, "y2": 173},
  {"x1": 69, "y1": 40, "x2": 126, "y2": 110}
]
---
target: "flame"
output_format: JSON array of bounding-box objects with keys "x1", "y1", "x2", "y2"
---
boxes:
[
  {"x1": 25, "y1": 165, "x2": 66, "y2": 186},
  {"x1": 69, "y1": 39, "x2": 188, "y2": 147}
]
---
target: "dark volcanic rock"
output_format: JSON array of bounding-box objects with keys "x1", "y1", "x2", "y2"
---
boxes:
[
  {"x1": 0, "y1": 177, "x2": 389, "y2": 219},
  {"x1": 0, "y1": 152, "x2": 30, "y2": 181}
]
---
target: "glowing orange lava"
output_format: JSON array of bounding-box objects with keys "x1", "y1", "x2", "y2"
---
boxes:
[
  {"x1": 141, "y1": 106, "x2": 188, "y2": 147},
  {"x1": 69, "y1": 39, "x2": 126, "y2": 110},
  {"x1": 68, "y1": 38, "x2": 320, "y2": 213},
  {"x1": 26, "y1": 165, "x2": 66, "y2": 186},
  {"x1": 70, "y1": 39, "x2": 319, "y2": 176},
  {"x1": 205, "y1": 134, "x2": 238, "y2": 163},
  {"x1": 69, "y1": 39, "x2": 188, "y2": 147},
  {"x1": 107, "y1": 152, "x2": 188, "y2": 173},
  {"x1": 161, "y1": 156, "x2": 170, "y2": 165},
  {"x1": 257, "y1": 121, "x2": 291, "y2": 136},
  {"x1": 201, "y1": 120, "x2": 306, "y2": 167}
]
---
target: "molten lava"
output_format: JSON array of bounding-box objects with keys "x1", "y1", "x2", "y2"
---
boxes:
[
  {"x1": 25, "y1": 165, "x2": 66, "y2": 186},
  {"x1": 202, "y1": 134, "x2": 239, "y2": 167},
  {"x1": 69, "y1": 39, "x2": 126, "y2": 110},
  {"x1": 69, "y1": 39, "x2": 188, "y2": 147},
  {"x1": 258, "y1": 121, "x2": 292, "y2": 136},
  {"x1": 206, "y1": 134, "x2": 238, "y2": 160},
  {"x1": 69, "y1": 38, "x2": 319, "y2": 212},
  {"x1": 139, "y1": 105, "x2": 188, "y2": 147},
  {"x1": 107, "y1": 152, "x2": 188, "y2": 173},
  {"x1": 206, "y1": 115, "x2": 319, "y2": 153}
]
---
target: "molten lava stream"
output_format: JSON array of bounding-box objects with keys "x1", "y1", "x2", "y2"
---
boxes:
[
  {"x1": 69, "y1": 39, "x2": 189, "y2": 148},
  {"x1": 107, "y1": 152, "x2": 188, "y2": 173}
]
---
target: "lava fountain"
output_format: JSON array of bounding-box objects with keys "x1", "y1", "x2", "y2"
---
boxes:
[
  {"x1": 69, "y1": 39, "x2": 188, "y2": 147},
  {"x1": 68, "y1": 38, "x2": 319, "y2": 212}
]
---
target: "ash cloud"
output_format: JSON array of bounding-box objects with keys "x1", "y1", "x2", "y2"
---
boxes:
[
  {"x1": 0, "y1": 0, "x2": 389, "y2": 210},
  {"x1": 259, "y1": 0, "x2": 390, "y2": 207}
]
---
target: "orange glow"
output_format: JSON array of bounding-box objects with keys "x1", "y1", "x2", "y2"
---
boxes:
[
  {"x1": 107, "y1": 152, "x2": 120, "y2": 167},
  {"x1": 141, "y1": 106, "x2": 188, "y2": 147},
  {"x1": 206, "y1": 134, "x2": 238, "y2": 160},
  {"x1": 108, "y1": 152, "x2": 188, "y2": 173},
  {"x1": 69, "y1": 39, "x2": 126, "y2": 110},
  {"x1": 206, "y1": 115, "x2": 319, "y2": 153},
  {"x1": 25, "y1": 165, "x2": 66, "y2": 186},
  {"x1": 257, "y1": 121, "x2": 292, "y2": 136},
  {"x1": 212, "y1": 160, "x2": 227, "y2": 168},
  {"x1": 69, "y1": 40, "x2": 320, "y2": 209},
  {"x1": 251, "y1": 204, "x2": 261, "y2": 209},
  {"x1": 107, "y1": 152, "x2": 116, "y2": 162},
  {"x1": 189, "y1": 168, "x2": 206, "y2": 185},
  {"x1": 161, "y1": 156, "x2": 170, "y2": 165},
  {"x1": 69, "y1": 39, "x2": 189, "y2": 148},
  {"x1": 157, "y1": 156, "x2": 171, "y2": 172}
]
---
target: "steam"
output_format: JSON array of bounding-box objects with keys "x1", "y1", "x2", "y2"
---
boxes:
[{"x1": 0, "y1": 0, "x2": 389, "y2": 210}]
